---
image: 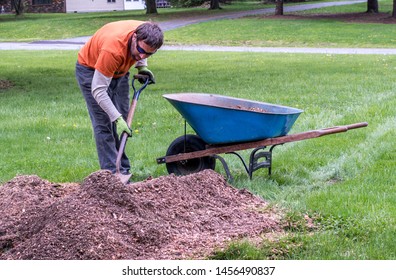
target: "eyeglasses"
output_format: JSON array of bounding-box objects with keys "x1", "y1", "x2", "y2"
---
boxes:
[{"x1": 136, "y1": 41, "x2": 156, "y2": 56}]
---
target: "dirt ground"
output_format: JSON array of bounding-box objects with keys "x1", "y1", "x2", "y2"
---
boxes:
[{"x1": 0, "y1": 170, "x2": 283, "y2": 260}]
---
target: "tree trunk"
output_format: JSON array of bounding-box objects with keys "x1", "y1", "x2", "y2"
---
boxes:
[
  {"x1": 209, "y1": 0, "x2": 221, "y2": 10},
  {"x1": 11, "y1": 0, "x2": 23, "y2": 15},
  {"x1": 146, "y1": 0, "x2": 158, "y2": 14},
  {"x1": 393, "y1": 0, "x2": 396, "y2": 17},
  {"x1": 367, "y1": 0, "x2": 379, "y2": 13},
  {"x1": 275, "y1": 0, "x2": 284, "y2": 16}
]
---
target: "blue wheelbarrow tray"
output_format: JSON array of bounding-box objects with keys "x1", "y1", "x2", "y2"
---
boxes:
[{"x1": 163, "y1": 93, "x2": 304, "y2": 145}]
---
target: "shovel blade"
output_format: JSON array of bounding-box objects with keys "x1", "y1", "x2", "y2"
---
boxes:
[{"x1": 115, "y1": 172, "x2": 132, "y2": 185}]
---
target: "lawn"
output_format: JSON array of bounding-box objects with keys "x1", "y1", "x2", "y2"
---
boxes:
[
  {"x1": 0, "y1": 1, "x2": 265, "y2": 41},
  {"x1": 0, "y1": 0, "x2": 395, "y2": 260}
]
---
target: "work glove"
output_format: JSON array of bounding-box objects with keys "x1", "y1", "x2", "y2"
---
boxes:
[
  {"x1": 137, "y1": 66, "x2": 155, "y2": 84},
  {"x1": 115, "y1": 116, "x2": 132, "y2": 137}
]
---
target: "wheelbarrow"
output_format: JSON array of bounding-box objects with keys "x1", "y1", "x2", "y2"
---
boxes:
[{"x1": 156, "y1": 93, "x2": 368, "y2": 181}]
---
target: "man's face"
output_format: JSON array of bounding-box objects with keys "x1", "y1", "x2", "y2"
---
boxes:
[{"x1": 131, "y1": 33, "x2": 157, "y2": 61}]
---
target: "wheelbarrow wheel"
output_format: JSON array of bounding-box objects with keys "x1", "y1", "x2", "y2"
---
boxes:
[{"x1": 165, "y1": 134, "x2": 216, "y2": 176}]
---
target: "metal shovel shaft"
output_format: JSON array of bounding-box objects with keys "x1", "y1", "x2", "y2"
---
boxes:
[{"x1": 115, "y1": 75, "x2": 150, "y2": 184}]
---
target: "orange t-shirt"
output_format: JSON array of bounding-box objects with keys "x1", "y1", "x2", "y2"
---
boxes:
[{"x1": 78, "y1": 20, "x2": 144, "y2": 78}]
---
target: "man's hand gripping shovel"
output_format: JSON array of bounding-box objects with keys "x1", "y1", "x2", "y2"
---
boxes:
[{"x1": 115, "y1": 74, "x2": 150, "y2": 184}]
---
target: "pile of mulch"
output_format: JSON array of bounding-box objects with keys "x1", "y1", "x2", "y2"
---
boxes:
[{"x1": 0, "y1": 170, "x2": 282, "y2": 260}]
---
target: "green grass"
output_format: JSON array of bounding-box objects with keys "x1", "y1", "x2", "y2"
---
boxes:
[
  {"x1": 3, "y1": 51, "x2": 393, "y2": 184},
  {"x1": 1, "y1": 50, "x2": 395, "y2": 260},
  {"x1": 165, "y1": 1, "x2": 396, "y2": 48},
  {"x1": 1, "y1": 0, "x2": 395, "y2": 48},
  {"x1": 1, "y1": 0, "x2": 396, "y2": 260},
  {"x1": 166, "y1": 17, "x2": 396, "y2": 48},
  {"x1": 0, "y1": 1, "x2": 265, "y2": 41}
]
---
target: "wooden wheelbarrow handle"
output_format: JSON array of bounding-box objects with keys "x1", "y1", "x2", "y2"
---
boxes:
[{"x1": 159, "y1": 122, "x2": 369, "y2": 164}]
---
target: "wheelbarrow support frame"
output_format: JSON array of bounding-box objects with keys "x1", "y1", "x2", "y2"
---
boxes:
[{"x1": 157, "y1": 122, "x2": 368, "y2": 181}]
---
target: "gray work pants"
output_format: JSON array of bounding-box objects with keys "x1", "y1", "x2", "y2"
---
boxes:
[{"x1": 75, "y1": 62, "x2": 131, "y2": 174}]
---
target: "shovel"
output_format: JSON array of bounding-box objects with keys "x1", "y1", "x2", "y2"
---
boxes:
[{"x1": 115, "y1": 74, "x2": 150, "y2": 184}]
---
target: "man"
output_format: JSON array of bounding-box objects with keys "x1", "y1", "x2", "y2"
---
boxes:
[{"x1": 75, "y1": 20, "x2": 164, "y2": 176}]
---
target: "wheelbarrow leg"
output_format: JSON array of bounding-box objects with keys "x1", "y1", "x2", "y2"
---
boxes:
[
  {"x1": 249, "y1": 146, "x2": 272, "y2": 179},
  {"x1": 212, "y1": 155, "x2": 234, "y2": 183}
]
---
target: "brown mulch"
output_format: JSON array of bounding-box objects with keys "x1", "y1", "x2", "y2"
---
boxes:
[
  {"x1": 0, "y1": 170, "x2": 282, "y2": 260},
  {"x1": 0, "y1": 79, "x2": 14, "y2": 90}
]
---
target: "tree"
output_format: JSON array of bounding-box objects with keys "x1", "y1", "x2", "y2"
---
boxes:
[
  {"x1": 367, "y1": 0, "x2": 379, "y2": 13},
  {"x1": 146, "y1": 0, "x2": 158, "y2": 14},
  {"x1": 209, "y1": 0, "x2": 221, "y2": 10},
  {"x1": 11, "y1": 0, "x2": 23, "y2": 15},
  {"x1": 393, "y1": 0, "x2": 396, "y2": 17},
  {"x1": 275, "y1": 0, "x2": 283, "y2": 16}
]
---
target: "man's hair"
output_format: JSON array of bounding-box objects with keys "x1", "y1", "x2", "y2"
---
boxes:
[{"x1": 135, "y1": 22, "x2": 164, "y2": 50}]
